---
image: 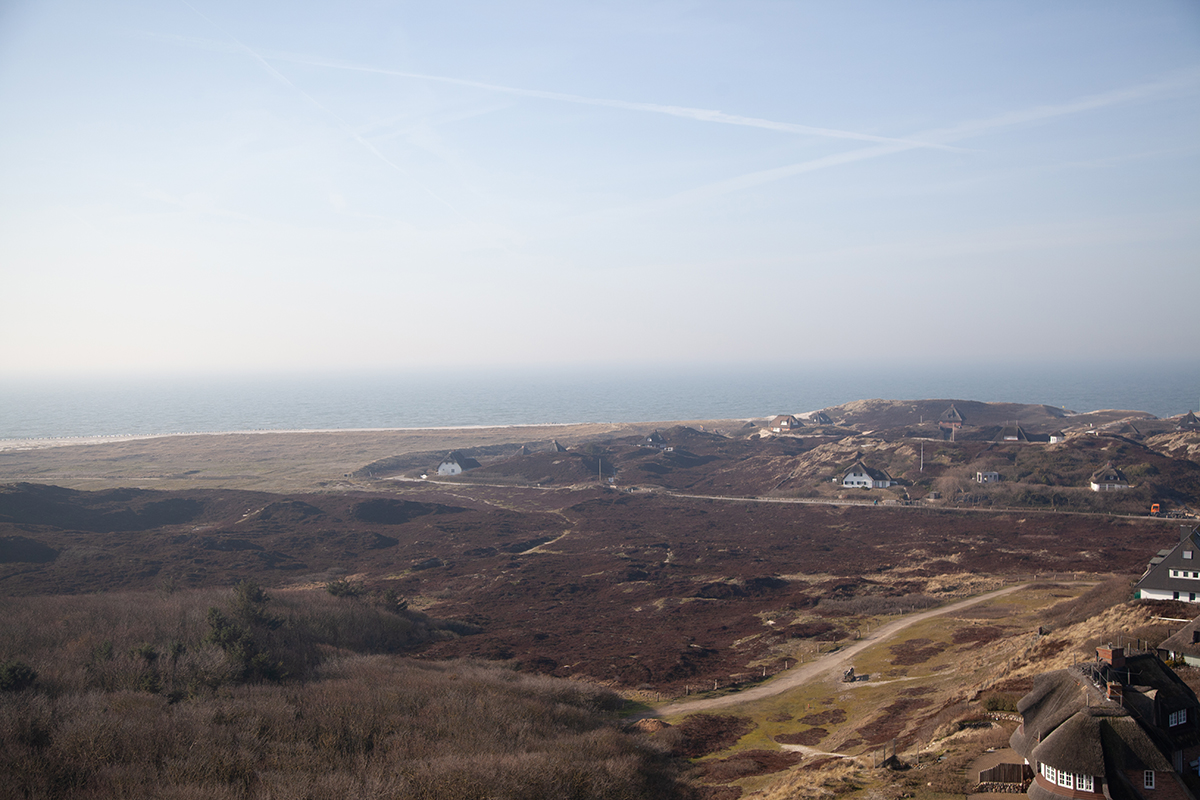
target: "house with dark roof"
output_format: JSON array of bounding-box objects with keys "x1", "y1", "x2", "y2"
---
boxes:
[
  {"x1": 997, "y1": 424, "x2": 1030, "y2": 443},
  {"x1": 1159, "y1": 616, "x2": 1200, "y2": 668},
  {"x1": 1092, "y1": 463, "x2": 1132, "y2": 492},
  {"x1": 810, "y1": 411, "x2": 834, "y2": 426},
  {"x1": 841, "y1": 460, "x2": 892, "y2": 489},
  {"x1": 1180, "y1": 412, "x2": 1200, "y2": 431},
  {"x1": 436, "y1": 451, "x2": 481, "y2": 476},
  {"x1": 939, "y1": 404, "x2": 964, "y2": 427},
  {"x1": 1009, "y1": 646, "x2": 1200, "y2": 800},
  {"x1": 769, "y1": 414, "x2": 803, "y2": 433},
  {"x1": 1135, "y1": 527, "x2": 1200, "y2": 603}
]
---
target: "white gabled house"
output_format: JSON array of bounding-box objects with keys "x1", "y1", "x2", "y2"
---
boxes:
[
  {"x1": 1090, "y1": 462, "x2": 1130, "y2": 492},
  {"x1": 841, "y1": 460, "x2": 892, "y2": 489},
  {"x1": 1135, "y1": 526, "x2": 1200, "y2": 603},
  {"x1": 437, "y1": 451, "x2": 481, "y2": 476}
]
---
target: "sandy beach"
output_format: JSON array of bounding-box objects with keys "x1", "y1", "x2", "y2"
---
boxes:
[{"x1": 0, "y1": 419, "x2": 750, "y2": 492}]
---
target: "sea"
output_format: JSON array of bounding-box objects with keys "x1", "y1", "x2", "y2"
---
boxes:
[{"x1": 1, "y1": 361, "x2": 1197, "y2": 441}]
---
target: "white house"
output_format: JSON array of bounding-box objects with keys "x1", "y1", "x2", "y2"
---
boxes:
[
  {"x1": 841, "y1": 460, "x2": 892, "y2": 489},
  {"x1": 437, "y1": 451, "x2": 481, "y2": 476},
  {"x1": 977, "y1": 471, "x2": 1001, "y2": 484},
  {"x1": 1089, "y1": 462, "x2": 1130, "y2": 492},
  {"x1": 1136, "y1": 526, "x2": 1200, "y2": 603}
]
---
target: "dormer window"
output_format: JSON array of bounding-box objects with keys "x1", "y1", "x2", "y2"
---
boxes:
[
  {"x1": 1170, "y1": 709, "x2": 1187, "y2": 726},
  {"x1": 1186, "y1": 550, "x2": 1193, "y2": 560}
]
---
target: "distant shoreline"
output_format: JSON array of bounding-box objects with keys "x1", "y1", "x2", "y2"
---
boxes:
[{"x1": 0, "y1": 418, "x2": 751, "y2": 454}]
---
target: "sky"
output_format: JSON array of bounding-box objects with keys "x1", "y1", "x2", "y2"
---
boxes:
[{"x1": 1, "y1": 1, "x2": 1198, "y2": 377}]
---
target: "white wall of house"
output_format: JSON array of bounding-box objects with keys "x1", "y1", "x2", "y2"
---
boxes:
[
  {"x1": 843, "y1": 470, "x2": 870, "y2": 488},
  {"x1": 842, "y1": 470, "x2": 890, "y2": 488},
  {"x1": 437, "y1": 461, "x2": 462, "y2": 476},
  {"x1": 1139, "y1": 587, "x2": 1200, "y2": 603},
  {"x1": 1091, "y1": 481, "x2": 1129, "y2": 492}
]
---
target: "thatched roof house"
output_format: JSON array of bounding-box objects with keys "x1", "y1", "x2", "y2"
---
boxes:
[{"x1": 1009, "y1": 648, "x2": 1200, "y2": 800}]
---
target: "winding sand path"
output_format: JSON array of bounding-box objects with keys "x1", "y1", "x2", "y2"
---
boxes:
[{"x1": 641, "y1": 582, "x2": 1031, "y2": 720}]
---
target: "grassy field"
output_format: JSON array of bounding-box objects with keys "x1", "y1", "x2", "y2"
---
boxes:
[{"x1": 0, "y1": 421, "x2": 716, "y2": 492}]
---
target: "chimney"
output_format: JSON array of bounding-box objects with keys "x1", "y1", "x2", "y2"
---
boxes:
[
  {"x1": 1098, "y1": 645, "x2": 1125, "y2": 670},
  {"x1": 1107, "y1": 682, "x2": 1124, "y2": 702}
]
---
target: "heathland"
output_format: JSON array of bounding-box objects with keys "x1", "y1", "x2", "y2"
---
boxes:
[{"x1": 2, "y1": 398, "x2": 1199, "y2": 799}]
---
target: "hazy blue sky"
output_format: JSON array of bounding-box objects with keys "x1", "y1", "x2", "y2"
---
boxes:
[{"x1": 1, "y1": 1, "x2": 1198, "y2": 377}]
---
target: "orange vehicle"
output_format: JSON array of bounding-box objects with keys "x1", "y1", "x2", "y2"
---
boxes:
[{"x1": 1151, "y1": 503, "x2": 1161, "y2": 516}]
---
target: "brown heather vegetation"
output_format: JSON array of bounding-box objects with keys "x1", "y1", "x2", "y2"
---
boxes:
[{"x1": 0, "y1": 585, "x2": 692, "y2": 800}]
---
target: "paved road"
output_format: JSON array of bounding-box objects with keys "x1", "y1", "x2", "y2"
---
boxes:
[{"x1": 639, "y1": 582, "x2": 1031, "y2": 720}]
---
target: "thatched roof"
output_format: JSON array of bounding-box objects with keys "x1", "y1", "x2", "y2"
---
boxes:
[
  {"x1": 1011, "y1": 670, "x2": 1092, "y2": 757},
  {"x1": 440, "y1": 451, "x2": 481, "y2": 470},
  {"x1": 1158, "y1": 615, "x2": 1200, "y2": 658},
  {"x1": 1090, "y1": 463, "x2": 1128, "y2": 484},
  {"x1": 1031, "y1": 709, "x2": 1110, "y2": 776},
  {"x1": 939, "y1": 404, "x2": 964, "y2": 424}
]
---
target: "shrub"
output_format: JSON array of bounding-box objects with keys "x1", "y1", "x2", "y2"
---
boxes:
[
  {"x1": 0, "y1": 660, "x2": 37, "y2": 692},
  {"x1": 325, "y1": 579, "x2": 363, "y2": 599}
]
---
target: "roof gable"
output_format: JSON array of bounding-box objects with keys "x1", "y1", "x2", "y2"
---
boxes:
[{"x1": 1135, "y1": 528, "x2": 1200, "y2": 593}]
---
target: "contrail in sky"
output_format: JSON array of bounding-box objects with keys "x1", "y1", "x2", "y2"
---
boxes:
[
  {"x1": 131, "y1": 29, "x2": 957, "y2": 152},
  {"x1": 174, "y1": 5, "x2": 458, "y2": 212},
  {"x1": 260, "y1": 50, "x2": 962, "y2": 152},
  {"x1": 668, "y1": 69, "x2": 1200, "y2": 203}
]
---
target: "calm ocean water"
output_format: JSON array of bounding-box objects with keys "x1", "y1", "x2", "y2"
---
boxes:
[{"x1": 1, "y1": 362, "x2": 1197, "y2": 440}]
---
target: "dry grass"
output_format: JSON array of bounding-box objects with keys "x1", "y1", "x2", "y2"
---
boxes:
[{"x1": 0, "y1": 586, "x2": 691, "y2": 800}]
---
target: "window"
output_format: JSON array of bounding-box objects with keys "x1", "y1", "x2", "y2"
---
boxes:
[
  {"x1": 1077, "y1": 774, "x2": 1094, "y2": 792},
  {"x1": 1170, "y1": 709, "x2": 1187, "y2": 726},
  {"x1": 1175, "y1": 592, "x2": 1181, "y2": 600},
  {"x1": 1145, "y1": 770, "x2": 1155, "y2": 789},
  {"x1": 1190, "y1": 593, "x2": 1195, "y2": 602},
  {"x1": 1186, "y1": 550, "x2": 1193, "y2": 559}
]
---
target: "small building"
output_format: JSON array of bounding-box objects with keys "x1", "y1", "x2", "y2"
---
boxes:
[
  {"x1": 977, "y1": 471, "x2": 1001, "y2": 484},
  {"x1": 1135, "y1": 526, "x2": 1200, "y2": 603},
  {"x1": 642, "y1": 431, "x2": 673, "y2": 451},
  {"x1": 939, "y1": 404, "x2": 964, "y2": 430},
  {"x1": 1180, "y1": 412, "x2": 1200, "y2": 431},
  {"x1": 1090, "y1": 462, "x2": 1131, "y2": 492},
  {"x1": 998, "y1": 424, "x2": 1030, "y2": 443},
  {"x1": 1159, "y1": 616, "x2": 1200, "y2": 667},
  {"x1": 841, "y1": 460, "x2": 892, "y2": 489},
  {"x1": 1049, "y1": 431, "x2": 1067, "y2": 444},
  {"x1": 810, "y1": 411, "x2": 834, "y2": 426},
  {"x1": 769, "y1": 414, "x2": 803, "y2": 433},
  {"x1": 437, "y1": 451, "x2": 481, "y2": 476}
]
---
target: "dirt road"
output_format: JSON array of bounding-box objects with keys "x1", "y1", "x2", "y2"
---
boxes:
[{"x1": 642, "y1": 582, "x2": 1030, "y2": 719}]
